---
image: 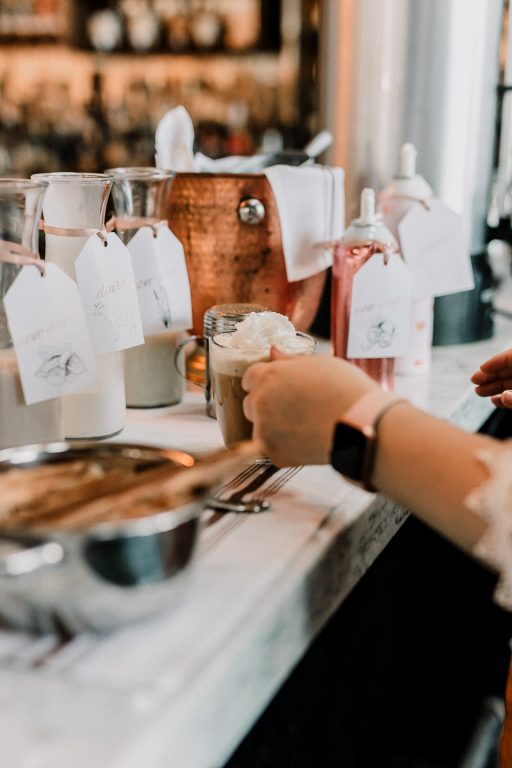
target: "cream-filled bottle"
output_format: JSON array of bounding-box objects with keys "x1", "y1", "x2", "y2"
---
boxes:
[
  {"x1": 379, "y1": 143, "x2": 434, "y2": 375},
  {"x1": 33, "y1": 172, "x2": 126, "y2": 439},
  {"x1": 0, "y1": 179, "x2": 62, "y2": 450},
  {"x1": 106, "y1": 167, "x2": 188, "y2": 408}
]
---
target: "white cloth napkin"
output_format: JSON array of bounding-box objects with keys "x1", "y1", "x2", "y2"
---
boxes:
[
  {"x1": 155, "y1": 108, "x2": 251, "y2": 172},
  {"x1": 155, "y1": 106, "x2": 198, "y2": 171},
  {"x1": 264, "y1": 165, "x2": 345, "y2": 282}
]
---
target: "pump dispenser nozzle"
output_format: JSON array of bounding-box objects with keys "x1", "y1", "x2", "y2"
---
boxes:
[
  {"x1": 358, "y1": 187, "x2": 377, "y2": 225},
  {"x1": 379, "y1": 143, "x2": 433, "y2": 206},
  {"x1": 399, "y1": 143, "x2": 417, "y2": 178},
  {"x1": 346, "y1": 187, "x2": 397, "y2": 245}
]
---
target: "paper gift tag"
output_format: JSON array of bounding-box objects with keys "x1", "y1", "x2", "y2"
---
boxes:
[
  {"x1": 347, "y1": 252, "x2": 412, "y2": 359},
  {"x1": 75, "y1": 232, "x2": 144, "y2": 354},
  {"x1": 4, "y1": 263, "x2": 98, "y2": 405},
  {"x1": 127, "y1": 225, "x2": 193, "y2": 335},
  {"x1": 398, "y1": 199, "x2": 474, "y2": 297}
]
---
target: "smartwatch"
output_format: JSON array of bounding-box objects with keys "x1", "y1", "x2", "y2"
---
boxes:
[{"x1": 329, "y1": 390, "x2": 407, "y2": 492}]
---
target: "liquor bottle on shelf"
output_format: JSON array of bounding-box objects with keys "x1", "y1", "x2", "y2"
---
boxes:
[
  {"x1": 122, "y1": 0, "x2": 161, "y2": 52},
  {"x1": 188, "y1": 0, "x2": 225, "y2": 51}
]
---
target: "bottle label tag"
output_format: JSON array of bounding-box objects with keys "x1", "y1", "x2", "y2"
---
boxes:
[
  {"x1": 347, "y1": 252, "x2": 412, "y2": 359},
  {"x1": 398, "y1": 198, "x2": 474, "y2": 297},
  {"x1": 75, "y1": 233, "x2": 144, "y2": 354},
  {"x1": 4, "y1": 263, "x2": 98, "y2": 405},
  {"x1": 127, "y1": 225, "x2": 193, "y2": 335}
]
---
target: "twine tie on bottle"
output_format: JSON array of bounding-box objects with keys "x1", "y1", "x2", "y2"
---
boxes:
[
  {"x1": 106, "y1": 216, "x2": 168, "y2": 238},
  {"x1": 0, "y1": 240, "x2": 45, "y2": 274},
  {"x1": 39, "y1": 221, "x2": 109, "y2": 246}
]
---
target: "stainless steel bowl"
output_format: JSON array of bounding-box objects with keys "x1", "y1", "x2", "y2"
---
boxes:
[{"x1": 0, "y1": 442, "x2": 207, "y2": 634}]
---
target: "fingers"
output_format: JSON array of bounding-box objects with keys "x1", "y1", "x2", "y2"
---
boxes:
[
  {"x1": 473, "y1": 377, "x2": 512, "y2": 397},
  {"x1": 270, "y1": 345, "x2": 290, "y2": 361},
  {"x1": 471, "y1": 368, "x2": 512, "y2": 385},
  {"x1": 242, "y1": 361, "x2": 269, "y2": 392},
  {"x1": 471, "y1": 369, "x2": 489, "y2": 384},
  {"x1": 490, "y1": 391, "x2": 512, "y2": 408},
  {"x1": 475, "y1": 348, "x2": 512, "y2": 375},
  {"x1": 242, "y1": 392, "x2": 253, "y2": 422}
]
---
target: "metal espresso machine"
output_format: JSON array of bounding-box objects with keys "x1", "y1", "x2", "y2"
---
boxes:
[{"x1": 318, "y1": 0, "x2": 504, "y2": 344}]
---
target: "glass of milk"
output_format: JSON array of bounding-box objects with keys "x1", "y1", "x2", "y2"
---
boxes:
[
  {"x1": 32, "y1": 172, "x2": 125, "y2": 439},
  {"x1": 106, "y1": 167, "x2": 184, "y2": 408},
  {"x1": 0, "y1": 179, "x2": 62, "y2": 450}
]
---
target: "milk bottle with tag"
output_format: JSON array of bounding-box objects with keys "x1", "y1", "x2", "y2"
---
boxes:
[
  {"x1": 0, "y1": 179, "x2": 62, "y2": 449},
  {"x1": 33, "y1": 172, "x2": 126, "y2": 439},
  {"x1": 107, "y1": 167, "x2": 192, "y2": 408}
]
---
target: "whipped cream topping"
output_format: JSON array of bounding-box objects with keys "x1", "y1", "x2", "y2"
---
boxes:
[
  {"x1": 211, "y1": 312, "x2": 314, "y2": 376},
  {"x1": 227, "y1": 311, "x2": 298, "y2": 351}
]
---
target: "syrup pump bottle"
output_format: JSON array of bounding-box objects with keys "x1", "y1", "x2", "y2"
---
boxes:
[
  {"x1": 379, "y1": 143, "x2": 434, "y2": 375},
  {"x1": 331, "y1": 187, "x2": 400, "y2": 390}
]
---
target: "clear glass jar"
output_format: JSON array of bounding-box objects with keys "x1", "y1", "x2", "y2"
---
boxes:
[
  {"x1": 32, "y1": 172, "x2": 126, "y2": 439},
  {"x1": 106, "y1": 167, "x2": 184, "y2": 408},
  {"x1": 0, "y1": 178, "x2": 62, "y2": 450}
]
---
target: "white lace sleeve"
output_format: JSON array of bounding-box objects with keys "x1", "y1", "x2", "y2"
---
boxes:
[{"x1": 466, "y1": 441, "x2": 512, "y2": 610}]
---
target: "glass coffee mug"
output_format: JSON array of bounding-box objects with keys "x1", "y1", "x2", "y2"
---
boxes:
[
  {"x1": 209, "y1": 331, "x2": 316, "y2": 447},
  {"x1": 175, "y1": 303, "x2": 270, "y2": 418}
]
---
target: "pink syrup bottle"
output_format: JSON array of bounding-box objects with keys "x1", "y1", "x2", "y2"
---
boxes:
[{"x1": 331, "y1": 187, "x2": 400, "y2": 390}]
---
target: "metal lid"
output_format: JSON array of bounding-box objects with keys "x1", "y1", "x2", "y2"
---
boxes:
[{"x1": 203, "y1": 303, "x2": 269, "y2": 336}]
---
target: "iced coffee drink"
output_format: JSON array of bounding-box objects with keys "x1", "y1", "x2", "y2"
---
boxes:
[{"x1": 209, "y1": 312, "x2": 315, "y2": 446}]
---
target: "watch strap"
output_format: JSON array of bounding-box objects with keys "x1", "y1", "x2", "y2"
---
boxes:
[
  {"x1": 342, "y1": 390, "x2": 402, "y2": 432},
  {"x1": 332, "y1": 390, "x2": 408, "y2": 491}
]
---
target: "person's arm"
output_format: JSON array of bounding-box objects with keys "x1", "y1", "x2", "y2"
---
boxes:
[
  {"x1": 242, "y1": 349, "x2": 494, "y2": 557},
  {"x1": 371, "y1": 400, "x2": 491, "y2": 555}
]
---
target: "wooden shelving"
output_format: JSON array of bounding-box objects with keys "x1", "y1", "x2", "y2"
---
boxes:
[{"x1": 0, "y1": 0, "x2": 69, "y2": 41}]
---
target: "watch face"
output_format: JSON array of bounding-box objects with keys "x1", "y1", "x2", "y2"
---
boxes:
[{"x1": 330, "y1": 422, "x2": 367, "y2": 483}]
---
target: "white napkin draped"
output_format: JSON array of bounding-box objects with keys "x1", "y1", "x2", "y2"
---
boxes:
[
  {"x1": 264, "y1": 165, "x2": 345, "y2": 282},
  {"x1": 155, "y1": 105, "x2": 197, "y2": 171}
]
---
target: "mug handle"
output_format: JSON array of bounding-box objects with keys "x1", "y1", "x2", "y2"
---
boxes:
[{"x1": 174, "y1": 334, "x2": 208, "y2": 391}]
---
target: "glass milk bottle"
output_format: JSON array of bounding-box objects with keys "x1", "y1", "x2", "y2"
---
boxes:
[
  {"x1": 379, "y1": 143, "x2": 434, "y2": 375},
  {"x1": 0, "y1": 179, "x2": 62, "y2": 449},
  {"x1": 106, "y1": 167, "x2": 184, "y2": 408},
  {"x1": 32, "y1": 172, "x2": 125, "y2": 439},
  {"x1": 331, "y1": 188, "x2": 400, "y2": 390}
]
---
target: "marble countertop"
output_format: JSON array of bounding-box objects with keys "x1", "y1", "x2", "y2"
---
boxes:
[{"x1": 1, "y1": 314, "x2": 512, "y2": 768}]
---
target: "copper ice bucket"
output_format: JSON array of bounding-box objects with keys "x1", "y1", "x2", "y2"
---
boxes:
[{"x1": 163, "y1": 173, "x2": 326, "y2": 335}]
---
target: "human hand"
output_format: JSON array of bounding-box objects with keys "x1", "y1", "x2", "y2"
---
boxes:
[
  {"x1": 241, "y1": 349, "x2": 378, "y2": 467},
  {"x1": 471, "y1": 349, "x2": 512, "y2": 407}
]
